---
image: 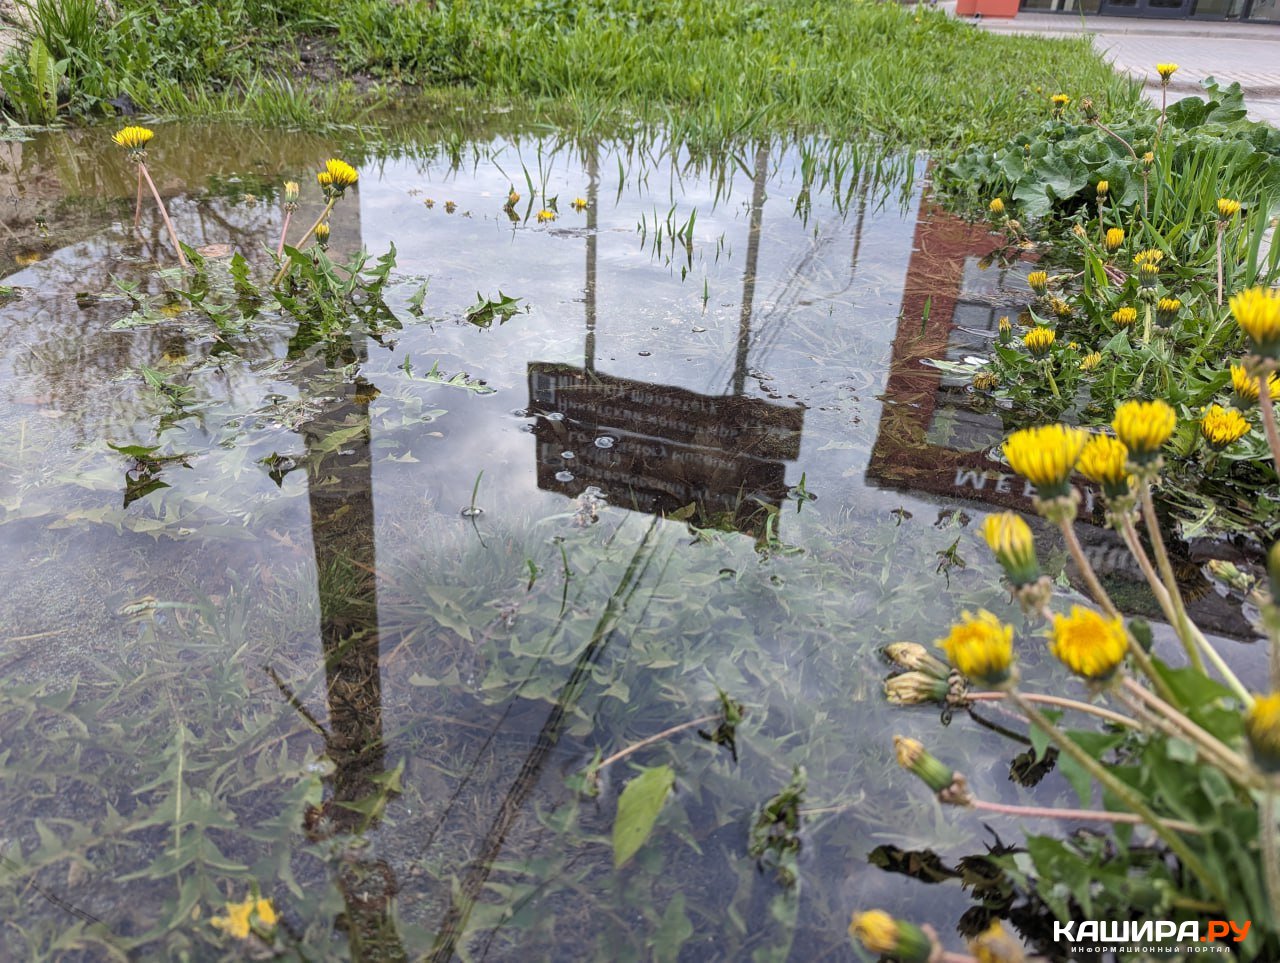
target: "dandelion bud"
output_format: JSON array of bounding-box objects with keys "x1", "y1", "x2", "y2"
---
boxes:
[
  {"x1": 1156, "y1": 296, "x2": 1181, "y2": 326},
  {"x1": 1050, "y1": 297, "x2": 1072, "y2": 320},
  {"x1": 850, "y1": 910, "x2": 938, "y2": 963},
  {"x1": 1217, "y1": 197, "x2": 1241, "y2": 220},
  {"x1": 314, "y1": 221, "x2": 331, "y2": 247},
  {"x1": 884, "y1": 672, "x2": 949, "y2": 706},
  {"x1": 981, "y1": 512, "x2": 1039, "y2": 587},
  {"x1": 998, "y1": 315, "x2": 1012, "y2": 344},
  {"x1": 283, "y1": 181, "x2": 300, "y2": 204},
  {"x1": 1072, "y1": 223, "x2": 1088, "y2": 240},
  {"x1": 989, "y1": 198, "x2": 1005, "y2": 215},
  {"x1": 1026, "y1": 270, "x2": 1048, "y2": 295},
  {"x1": 1112, "y1": 306, "x2": 1138, "y2": 328},
  {"x1": 1137, "y1": 261, "x2": 1160, "y2": 289},
  {"x1": 1104, "y1": 227, "x2": 1124, "y2": 251},
  {"x1": 1024, "y1": 327, "x2": 1055, "y2": 357},
  {"x1": 1142, "y1": 151, "x2": 1155, "y2": 169},
  {"x1": 1005, "y1": 218, "x2": 1022, "y2": 235},
  {"x1": 1080, "y1": 97, "x2": 1098, "y2": 121},
  {"x1": 1080, "y1": 350, "x2": 1102, "y2": 372},
  {"x1": 1096, "y1": 180, "x2": 1109, "y2": 197},
  {"x1": 507, "y1": 189, "x2": 521, "y2": 206},
  {"x1": 883, "y1": 642, "x2": 950, "y2": 678},
  {"x1": 894, "y1": 736, "x2": 960, "y2": 795}
]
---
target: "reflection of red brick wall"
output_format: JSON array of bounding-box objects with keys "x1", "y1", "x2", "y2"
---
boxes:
[{"x1": 867, "y1": 202, "x2": 1002, "y2": 497}]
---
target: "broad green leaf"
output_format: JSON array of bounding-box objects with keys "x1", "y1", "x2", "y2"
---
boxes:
[{"x1": 613, "y1": 764, "x2": 675, "y2": 869}]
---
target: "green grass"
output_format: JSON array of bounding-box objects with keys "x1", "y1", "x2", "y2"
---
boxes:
[{"x1": 0, "y1": 0, "x2": 1140, "y2": 150}]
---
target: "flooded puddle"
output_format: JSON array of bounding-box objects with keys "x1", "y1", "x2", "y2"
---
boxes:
[{"x1": 0, "y1": 124, "x2": 1262, "y2": 959}]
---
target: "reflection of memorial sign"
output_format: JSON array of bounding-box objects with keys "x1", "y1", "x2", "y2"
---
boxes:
[{"x1": 528, "y1": 363, "x2": 804, "y2": 535}]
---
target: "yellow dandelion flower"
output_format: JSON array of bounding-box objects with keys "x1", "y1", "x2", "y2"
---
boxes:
[
  {"x1": 1050, "y1": 605, "x2": 1128, "y2": 681},
  {"x1": 316, "y1": 170, "x2": 334, "y2": 189},
  {"x1": 1051, "y1": 93, "x2": 1071, "y2": 107},
  {"x1": 989, "y1": 198, "x2": 1005, "y2": 215},
  {"x1": 1230, "y1": 362, "x2": 1280, "y2": 405},
  {"x1": 1080, "y1": 350, "x2": 1102, "y2": 371},
  {"x1": 1105, "y1": 227, "x2": 1125, "y2": 251},
  {"x1": 973, "y1": 370, "x2": 1000, "y2": 391},
  {"x1": 1026, "y1": 270, "x2": 1048, "y2": 295},
  {"x1": 1137, "y1": 261, "x2": 1160, "y2": 288},
  {"x1": 998, "y1": 315, "x2": 1012, "y2": 343},
  {"x1": 1156, "y1": 296, "x2": 1181, "y2": 325},
  {"x1": 1112, "y1": 306, "x2": 1138, "y2": 328},
  {"x1": 938, "y1": 609, "x2": 1015, "y2": 687},
  {"x1": 1024, "y1": 327, "x2": 1056, "y2": 357},
  {"x1": 1096, "y1": 180, "x2": 1109, "y2": 197},
  {"x1": 1003, "y1": 424, "x2": 1088, "y2": 498},
  {"x1": 968, "y1": 920, "x2": 1027, "y2": 963},
  {"x1": 982, "y1": 511, "x2": 1039, "y2": 586},
  {"x1": 112, "y1": 125, "x2": 154, "y2": 152},
  {"x1": 1201, "y1": 404, "x2": 1250, "y2": 449},
  {"x1": 1217, "y1": 198, "x2": 1241, "y2": 219},
  {"x1": 1112, "y1": 399, "x2": 1176, "y2": 463},
  {"x1": 1133, "y1": 248, "x2": 1164, "y2": 266},
  {"x1": 254, "y1": 899, "x2": 278, "y2": 928},
  {"x1": 211, "y1": 899, "x2": 255, "y2": 940},
  {"x1": 1077, "y1": 434, "x2": 1132, "y2": 499},
  {"x1": 323, "y1": 158, "x2": 359, "y2": 189},
  {"x1": 848, "y1": 910, "x2": 937, "y2": 960},
  {"x1": 314, "y1": 221, "x2": 331, "y2": 245},
  {"x1": 536, "y1": 209, "x2": 557, "y2": 223},
  {"x1": 1245, "y1": 692, "x2": 1280, "y2": 772},
  {"x1": 572, "y1": 196, "x2": 588, "y2": 211},
  {"x1": 1142, "y1": 151, "x2": 1155, "y2": 167},
  {"x1": 1230, "y1": 286, "x2": 1280, "y2": 357},
  {"x1": 1156, "y1": 62, "x2": 1179, "y2": 83}
]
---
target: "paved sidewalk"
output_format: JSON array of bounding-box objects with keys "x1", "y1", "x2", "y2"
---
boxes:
[{"x1": 956, "y1": 7, "x2": 1280, "y2": 124}]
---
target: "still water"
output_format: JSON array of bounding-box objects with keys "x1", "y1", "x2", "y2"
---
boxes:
[{"x1": 0, "y1": 123, "x2": 1257, "y2": 961}]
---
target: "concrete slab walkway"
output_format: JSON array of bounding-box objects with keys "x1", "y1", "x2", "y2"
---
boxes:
[{"x1": 957, "y1": 7, "x2": 1280, "y2": 124}]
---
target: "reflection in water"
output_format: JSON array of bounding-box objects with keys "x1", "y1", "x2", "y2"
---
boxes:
[
  {"x1": 4, "y1": 123, "x2": 1266, "y2": 961},
  {"x1": 867, "y1": 199, "x2": 1255, "y2": 642}
]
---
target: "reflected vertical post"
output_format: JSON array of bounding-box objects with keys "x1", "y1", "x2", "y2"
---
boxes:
[
  {"x1": 734, "y1": 143, "x2": 769, "y2": 397},
  {"x1": 584, "y1": 142, "x2": 600, "y2": 377}
]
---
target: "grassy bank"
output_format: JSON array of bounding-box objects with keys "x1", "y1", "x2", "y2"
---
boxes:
[{"x1": 0, "y1": 0, "x2": 1140, "y2": 147}]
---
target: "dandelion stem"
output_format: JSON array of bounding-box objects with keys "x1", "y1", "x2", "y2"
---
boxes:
[
  {"x1": 1216, "y1": 223, "x2": 1226, "y2": 307},
  {"x1": 276, "y1": 208, "x2": 293, "y2": 258},
  {"x1": 594, "y1": 715, "x2": 719, "y2": 775},
  {"x1": 1138, "y1": 480, "x2": 1205, "y2": 673},
  {"x1": 1044, "y1": 362, "x2": 1061, "y2": 401},
  {"x1": 965, "y1": 690, "x2": 1140, "y2": 729},
  {"x1": 1258, "y1": 368, "x2": 1280, "y2": 478},
  {"x1": 1264, "y1": 787, "x2": 1280, "y2": 929},
  {"x1": 134, "y1": 164, "x2": 143, "y2": 229},
  {"x1": 1057, "y1": 517, "x2": 1120, "y2": 620},
  {"x1": 1120, "y1": 678, "x2": 1260, "y2": 787},
  {"x1": 970, "y1": 796, "x2": 1202, "y2": 834},
  {"x1": 137, "y1": 161, "x2": 187, "y2": 268},
  {"x1": 1009, "y1": 690, "x2": 1227, "y2": 906},
  {"x1": 273, "y1": 196, "x2": 337, "y2": 286}
]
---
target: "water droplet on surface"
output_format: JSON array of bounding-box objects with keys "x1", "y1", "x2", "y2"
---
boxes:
[
  {"x1": 545, "y1": 412, "x2": 565, "y2": 422},
  {"x1": 560, "y1": 450, "x2": 575, "y2": 460},
  {"x1": 638, "y1": 350, "x2": 652, "y2": 357},
  {"x1": 461, "y1": 506, "x2": 484, "y2": 518},
  {"x1": 691, "y1": 326, "x2": 707, "y2": 333},
  {"x1": 593, "y1": 436, "x2": 615, "y2": 449},
  {"x1": 555, "y1": 470, "x2": 575, "y2": 483}
]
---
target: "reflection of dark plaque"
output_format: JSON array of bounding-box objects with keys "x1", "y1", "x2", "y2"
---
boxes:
[{"x1": 528, "y1": 363, "x2": 804, "y2": 535}]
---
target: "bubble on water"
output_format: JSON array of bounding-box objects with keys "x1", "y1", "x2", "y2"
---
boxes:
[
  {"x1": 555, "y1": 470, "x2": 575, "y2": 483},
  {"x1": 560, "y1": 450, "x2": 575, "y2": 460},
  {"x1": 638, "y1": 350, "x2": 652, "y2": 357},
  {"x1": 461, "y1": 506, "x2": 484, "y2": 518},
  {"x1": 594, "y1": 436, "x2": 615, "y2": 449}
]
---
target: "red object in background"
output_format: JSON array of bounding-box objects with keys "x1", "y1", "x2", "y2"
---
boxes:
[{"x1": 956, "y1": 0, "x2": 1021, "y2": 16}]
